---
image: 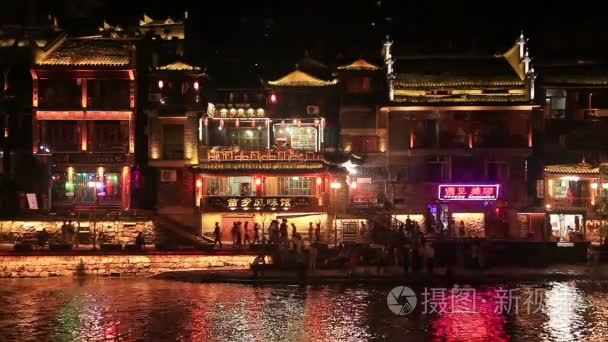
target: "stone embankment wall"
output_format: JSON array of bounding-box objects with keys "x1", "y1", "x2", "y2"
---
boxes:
[
  {"x1": 0, "y1": 220, "x2": 156, "y2": 244},
  {"x1": 0, "y1": 254, "x2": 253, "y2": 278}
]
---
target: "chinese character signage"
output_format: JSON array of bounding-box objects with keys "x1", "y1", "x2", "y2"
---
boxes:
[
  {"x1": 206, "y1": 197, "x2": 311, "y2": 211},
  {"x1": 438, "y1": 184, "x2": 500, "y2": 201}
]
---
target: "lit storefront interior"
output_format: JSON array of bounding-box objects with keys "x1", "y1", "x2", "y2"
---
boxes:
[
  {"x1": 543, "y1": 162, "x2": 602, "y2": 241},
  {"x1": 50, "y1": 166, "x2": 130, "y2": 208}
]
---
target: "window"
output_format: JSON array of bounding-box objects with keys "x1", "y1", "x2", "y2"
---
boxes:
[
  {"x1": 275, "y1": 126, "x2": 317, "y2": 150},
  {"x1": 487, "y1": 161, "x2": 509, "y2": 181},
  {"x1": 163, "y1": 124, "x2": 184, "y2": 160},
  {"x1": 278, "y1": 176, "x2": 314, "y2": 196},
  {"x1": 552, "y1": 180, "x2": 570, "y2": 198},
  {"x1": 230, "y1": 128, "x2": 261, "y2": 150},
  {"x1": 205, "y1": 177, "x2": 230, "y2": 195},
  {"x1": 92, "y1": 121, "x2": 128, "y2": 152},
  {"x1": 351, "y1": 135, "x2": 379, "y2": 153},
  {"x1": 546, "y1": 89, "x2": 566, "y2": 119},
  {"x1": 425, "y1": 157, "x2": 449, "y2": 182},
  {"x1": 44, "y1": 121, "x2": 79, "y2": 151}
]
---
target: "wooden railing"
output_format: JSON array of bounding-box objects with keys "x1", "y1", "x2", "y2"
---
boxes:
[
  {"x1": 204, "y1": 147, "x2": 323, "y2": 161},
  {"x1": 546, "y1": 196, "x2": 594, "y2": 210}
]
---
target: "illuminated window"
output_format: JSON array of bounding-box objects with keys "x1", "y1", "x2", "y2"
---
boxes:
[
  {"x1": 546, "y1": 89, "x2": 566, "y2": 119},
  {"x1": 278, "y1": 177, "x2": 314, "y2": 196}
]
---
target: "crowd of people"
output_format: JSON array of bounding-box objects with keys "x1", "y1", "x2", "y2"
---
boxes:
[{"x1": 213, "y1": 219, "x2": 322, "y2": 248}]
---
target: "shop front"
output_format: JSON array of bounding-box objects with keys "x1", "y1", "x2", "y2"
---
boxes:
[
  {"x1": 200, "y1": 196, "x2": 328, "y2": 242},
  {"x1": 425, "y1": 184, "x2": 502, "y2": 237},
  {"x1": 48, "y1": 153, "x2": 132, "y2": 210}
]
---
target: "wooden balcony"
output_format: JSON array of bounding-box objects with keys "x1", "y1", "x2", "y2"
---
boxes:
[
  {"x1": 545, "y1": 196, "x2": 594, "y2": 211},
  {"x1": 203, "y1": 147, "x2": 323, "y2": 162}
]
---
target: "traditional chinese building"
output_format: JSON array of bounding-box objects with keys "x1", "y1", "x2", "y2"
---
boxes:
[
  {"x1": 145, "y1": 60, "x2": 207, "y2": 228},
  {"x1": 31, "y1": 36, "x2": 138, "y2": 211},
  {"x1": 335, "y1": 58, "x2": 389, "y2": 231},
  {"x1": 530, "y1": 61, "x2": 608, "y2": 242},
  {"x1": 379, "y1": 34, "x2": 538, "y2": 237},
  {"x1": 192, "y1": 63, "x2": 349, "y2": 242}
]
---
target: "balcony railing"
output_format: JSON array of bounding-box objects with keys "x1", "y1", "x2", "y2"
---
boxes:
[
  {"x1": 203, "y1": 147, "x2": 323, "y2": 161},
  {"x1": 546, "y1": 196, "x2": 594, "y2": 210}
]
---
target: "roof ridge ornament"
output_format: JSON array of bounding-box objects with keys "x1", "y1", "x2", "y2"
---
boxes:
[{"x1": 516, "y1": 30, "x2": 528, "y2": 59}]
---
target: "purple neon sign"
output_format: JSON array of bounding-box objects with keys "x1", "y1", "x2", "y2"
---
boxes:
[{"x1": 438, "y1": 184, "x2": 500, "y2": 201}]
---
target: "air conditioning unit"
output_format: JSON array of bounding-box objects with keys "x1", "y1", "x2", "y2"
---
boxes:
[
  {"x1": 160, "y1": 170, "x2": 177, "y2": 183},
  {"x1": 306, "y1": 105, "x2": 320, "y2": 115}
]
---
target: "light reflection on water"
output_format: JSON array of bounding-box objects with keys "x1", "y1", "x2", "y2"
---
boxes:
[{"x1": 0, "y1": 278, "x2": 607, "y2": 341}]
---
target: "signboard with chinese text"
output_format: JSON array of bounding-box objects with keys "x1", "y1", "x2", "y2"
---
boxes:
[
  {"x1": 204, "y1": 196, "x2": 314, "y2": 212},
  {"x1": 438, "y1": 184, "x2": 500, "y2": 201}
]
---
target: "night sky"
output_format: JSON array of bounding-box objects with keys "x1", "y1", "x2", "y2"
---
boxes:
[{"x1": 3, "y1": 0, "x2": 608, "y2": 65}]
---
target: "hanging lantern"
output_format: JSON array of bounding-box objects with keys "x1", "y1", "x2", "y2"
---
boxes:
[
  {"x1": 280, "y1": 120, "x2": 285, "y2": 128},
  {"x1": 314, "y1": 118, "x2": 320, "y2": 127},
  {"x1": 235, "y1": 118, "x2": 239, "y2": 127},
  {"x1": 158, "y1": 80, "x2": 164, "y2": 89},
  {"x1": 203, "y1": 117, "x2": 209, "y2": 127},
  {"x1": 251, "y1": 119, "x2": 256, "y2": 127},
  {"x1": 255, "y1": 177, "x2": 262, "y2": 186},
  {"x1": 316, "y1": 176, "x2": 322, "y2": 186},
  {"x1": 193, "y1": 81, "x2": 199, "y2": 91}
]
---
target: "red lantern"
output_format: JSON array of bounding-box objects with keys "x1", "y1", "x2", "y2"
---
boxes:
[
  {"x1": 269, "y1": 93, "x2": 278, "y2": 103},
  {"x1": 158, "y1": 80, "x2": 164, "y2": 89},
  {"x1": 316, "y1": 177, "x2": 322, "y2": 186},
  {"x1": 255, "y1": 178, "x2": 262, "y2": 186},
  {"x1": 196, "y1": 179, "x2": 203, "y2": 188},
  {"x1": 193, "y1": 81, "x2": 199, "y2": 91}
]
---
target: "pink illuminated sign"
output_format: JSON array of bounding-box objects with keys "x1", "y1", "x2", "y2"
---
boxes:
[{"x1": 438, "y1": 184, "x2": 500, "y2": 201}]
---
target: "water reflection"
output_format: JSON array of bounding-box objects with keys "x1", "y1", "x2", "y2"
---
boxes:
[{"x1": 0, "y1": 278, "x2": 607, "y2": 341}]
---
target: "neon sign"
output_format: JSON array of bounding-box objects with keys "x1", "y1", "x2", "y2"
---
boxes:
[{"x1": 438, "y1": 184, "x2": 500, "y2": 201}]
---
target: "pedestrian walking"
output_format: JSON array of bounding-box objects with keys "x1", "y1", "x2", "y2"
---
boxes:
[
  {"x1": 253, "y1": 223, "x2": 260, "y2": 244},
  {"x1": 291, "y1": 223, "x2": 297, "y2": 241},
  {"x1": 280, "y1": 219, "x2": 288, "y2": 244},
  {"x1": 213, "y1": 222, "x2": 222, "y2": 248},
  {"x1": 236, "y1": 221, "x2": 242, "y2": 246},
  {"x1": 231, "y1": 222, "x2": 238, "y2": 247},
  {"x1": 243, "y1": 221, "x2": 251, "y2": 245},
  {"x1": 315, "y1": 222, "x2": 321, "y2": 243},
  {"x1": 308, "y1": 222, "x2": 314, "y2": 244}
]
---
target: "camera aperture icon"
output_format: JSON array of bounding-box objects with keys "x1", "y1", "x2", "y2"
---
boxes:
[{"x1": 387, "y1": 286, "x2": 417, "y2": 315}]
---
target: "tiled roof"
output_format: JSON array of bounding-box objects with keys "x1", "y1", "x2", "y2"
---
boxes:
[
  {"x1": 268, "y1": 70, "x2": 337, "y2": 87},
  {"x1": 338, "y1": 58, "x2": 380, "y2": 71},
  {"x1": 36, "y1": 38, "x2": 131, "y2": 67},
  {"x1": 541, "y1": 64, "x2": 608, "y2": 86},
  {"x1": 544, "y1": 162, "x2": 599, "y2": 175},
  {"x1": 158, "y1": 61, "x2": 201, "y2": 71},
  {"x1": 393, "y1": 94, "x2": 530, "y2": 104},
  {"x1": 393, "y1": 56, "x2": 525, "y2": 89}
]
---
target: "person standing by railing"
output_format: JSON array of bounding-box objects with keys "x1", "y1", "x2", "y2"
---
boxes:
[{"x1": 213, "y1": 222, "x2": 222, "y2": 248}]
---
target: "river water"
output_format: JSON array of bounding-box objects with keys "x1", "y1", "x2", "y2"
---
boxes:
[{"x1": 0, "y1": 278, "x2": 607, "y2": 341}]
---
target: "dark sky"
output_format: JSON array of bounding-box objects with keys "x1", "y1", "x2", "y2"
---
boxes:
[{"x1": 3, "y1": 0, "x2": 608, "y2": 64}]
